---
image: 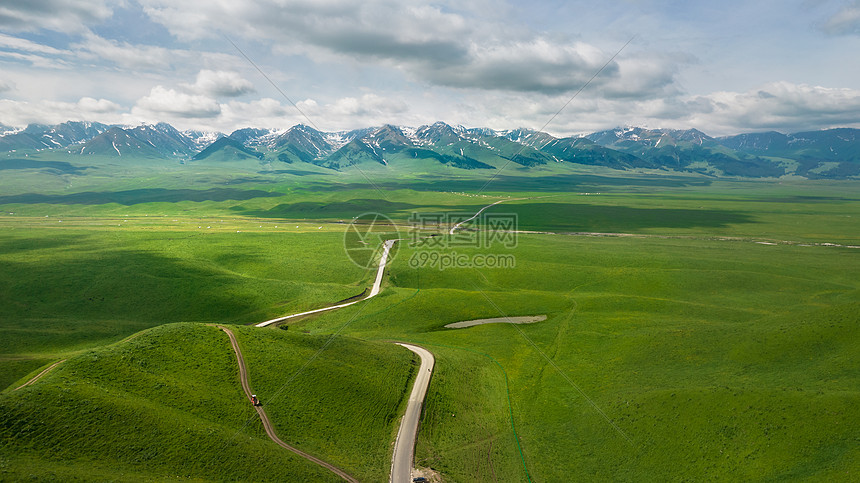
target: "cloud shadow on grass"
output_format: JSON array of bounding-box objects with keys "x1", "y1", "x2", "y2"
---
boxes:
[
  {"x1": 241, "y1": 199, "x2": 418, "y2": 219},
  {"x1": 0, "y1": 159, "x2": 91, "y2": 175},
  {"x1": 303, "y1": 173, "x2": 715, "y2": 193},
  {"x1": 506, "y1": 202, "x2": 756, "y2": 232},
  {"x1": 241, "y1": 197, "x2": 754, "y2": 232},
  {"x1": 0, "y1": 238, "x2": 266, "y2": 356},
  {"x1": 0, "y1": 188, "x2": 284, "y2": 206}
]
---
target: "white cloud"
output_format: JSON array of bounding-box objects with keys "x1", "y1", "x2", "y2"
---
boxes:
[
  {"x1": 2, "y1": 80, "x2": 858, "y2": 138},
  {"x1": 138, "y1": 0, "x2": 668, "y2": 96},
  {"x1": 141, "y1": 0, "x2": 470, "y2": 52},
  {"x1": 216, "y1": 98, "x2": 290, "y2": 130},
  {"x1": 124, "y1": 82, "x2": 860, "y2": 136},
  {"x1": 281, "y1": 94, "x2": 411, "y2": 130},
  {"x1": 597, "y1": 53, "x2": 691, "y2": 100},
  {"x1": 413, "y1": 38, "x2": 611, "y2": 93},
  {"x1": 330, "y1": 94, "x2": 408, "y2": 117},
  {"x1": 0, "y1": 97, "x2": 125, "y2": 127},
  {"x1": 820, "y1": 0, "x2": 860, "y2": 34},
  {"x1": 214, "y1": 94, "x2": 410, "y2": 132},
  {"x1": 74, "y1": 33, "x2": 173, "y2": 71},
  {"x1": 133, "y1": 86, "x2": 221, "y2": 118},
  {"x1": 182, "y1": 70, "x2": 255, "y2": 97},
  {"x1": 0, "y1": 33, "x2": 67, "y2": 55},
  {"x1": 2, "y1": 1, "x2": 858, "y2": 137},
  {"x1": 71, "y1": 33, "x2": 242, "y2": 75},
  {"x1": 222, "y1": 98, "x2": 286, "y2": 119},
  {"x1": 76, "y1": 96, "x2": 121, "y2": 113},
  {"x1": 688, "y1": 82, "x2": 860, "y2": 134},
  {"x1": 451, "y1": 81, "x2": 860, "y2": 137},
  {"x1": 0, "y1": 0, "x2": 118, "y2": 33},
  {"x1": 0, "y1": 50, "x2": 70, "y2": 69},
  {"x1": 0, "y1": 33, "x2": 70, "y2": 68}
]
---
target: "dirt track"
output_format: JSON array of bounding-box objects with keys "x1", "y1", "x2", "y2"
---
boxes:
[
  {"x1": 14, "y1": 359, "x2": 66, "y2": 391},
  {"x1": 218, "y1": 325, "x2": 358, "y2": 483}
]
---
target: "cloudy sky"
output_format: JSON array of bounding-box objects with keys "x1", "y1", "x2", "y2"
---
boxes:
[{"x1": 1, "y1": 0, "x2": 859, "y2": 136}]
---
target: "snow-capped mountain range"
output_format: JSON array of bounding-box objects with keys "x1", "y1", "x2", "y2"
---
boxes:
[{"x1": 2, "y1": 121, "x2": 859, "y2": 179}]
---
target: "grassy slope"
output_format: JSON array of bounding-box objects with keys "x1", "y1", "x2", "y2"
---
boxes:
[
  {"x1": 0, "y1": 323, "x2": 339, "y2": 481},
  {"x1": 0, "y1": 227, "x2": 370, "y2": 386},
  {"x1": 0, "y1": 323, "x2": 416, "y2": 481},
  {"x1": 233, "y1": 326, "x2": 415, "y2": 481},
  {"x1": 412, "y1": 346, "x2": 530, "y2": 482}
]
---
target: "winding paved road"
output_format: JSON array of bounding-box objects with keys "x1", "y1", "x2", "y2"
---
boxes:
[
  {"x1": 251, "y1": 200, "x2": 515, "y2": 480},
  {"x1": 448, "y1": 198, "x2": 523, "y2": 234},
  {"x1": 389, "y1": 344, "x2": 435, "y2": 483},
  {"x1": 255, "y1": 239, "x2": 398, "y2": 327},
  {"x1": 218, "y1": 325, "x2": 358, "y2": 483},
  {"x1": 12, "y1": 201, "x2": 515, "y2": 480},
  {"x1": 260, "y1": 197, "x2": 515, "y2": 327}
]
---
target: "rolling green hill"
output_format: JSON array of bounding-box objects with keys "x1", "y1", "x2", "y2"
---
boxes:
[{"x1": 0, "y1": 323, "x2": 415, "y2": 481}]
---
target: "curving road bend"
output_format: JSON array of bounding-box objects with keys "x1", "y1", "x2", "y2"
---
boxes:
[
  {"x1": 368, "y1": 239, "x2": 397, "y2": 297},
  {"x1": 260, "y1": 196, "x2": 518, "y2": 327},
  {"x1": 218, "y1": 325, "x2": 358, "y2": 483},
  {"x1": 253, "y1": 198, "x2": 518, "y2": 479},
  {"x1": 448, "y1": 198, "x2": 523, "y2": 235},
  {"x1": 390, "y1": 344, "x2": 435, "y2": 483},
  {"x1": 255, "y1": 239, "x2": 398, "y2": 328}
]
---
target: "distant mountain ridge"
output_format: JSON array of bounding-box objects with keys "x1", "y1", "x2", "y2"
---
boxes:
[
  {"x1": 1, "y1": 120, "x2": 859, "y2": 179},
  {"x1": 192, "y1": 137, "x2": 263, "y2": 162},
  {"x1": 584, "y1": 127, "x2": 787, "y2": 178},
  {"x1": 0, "y1": 121, "x2": 110, "y2": 152}
]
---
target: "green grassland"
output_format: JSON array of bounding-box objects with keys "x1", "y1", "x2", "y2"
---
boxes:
[
  {"x1": 0, "y1": 154, "x2": 858, "y2": 481},
  {"x1": 1, "y1": 323, "x2": 338, "y2": 481},
  {"x1": 233, "y1": 326, "x2": 415, "y2": 481},
  {"x1": 286, "y1": 233, "x2": 859, "y2": 481},
  {"x1": 412, "y1": 345, "x2": 531, "y2": 482},
  {"x1": 0, "y1": 226, "x2": 375, "y2": 382},
  {"x1": 0, "y1": 323, "x2": 415, "y2": 481}
]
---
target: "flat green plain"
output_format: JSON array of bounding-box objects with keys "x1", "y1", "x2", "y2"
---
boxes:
[{"x1": 0, "y1": 155, "x2": 857, "y2": 481}]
